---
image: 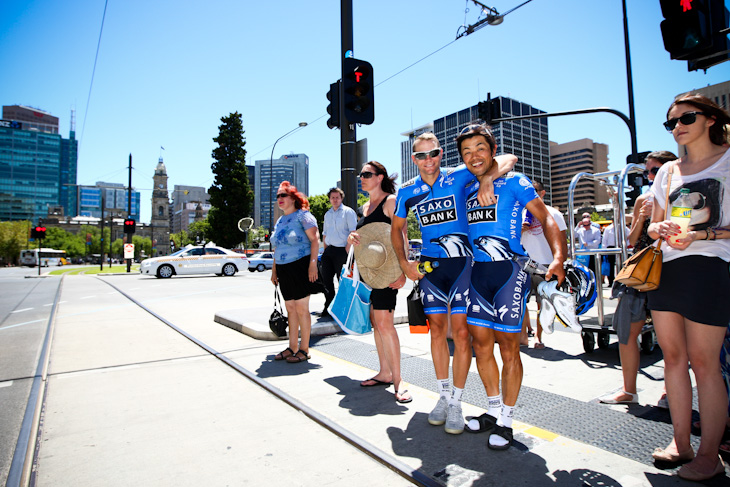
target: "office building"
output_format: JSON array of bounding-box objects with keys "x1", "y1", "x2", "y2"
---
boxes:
[
  {"x1": 549, "y1": 139, "x2": 609, "y2": 211},
  {"x1": 254, "y1": 153, "x2": 308, "y2": 230},
  {"x1": 170, "y1": 184, "x2": 210, "y2": 234},
  {"x1": 77, "y1": 182, "x2": 141, "y2": 220},
  {"x1": 0, "y1": 105, "x2": 77, "y2": 222},
  {"x1": 400, "y1": 96, "x2": 551, "y2": 203}
]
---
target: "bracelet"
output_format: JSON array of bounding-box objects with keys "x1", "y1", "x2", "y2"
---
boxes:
[
  {"x1": 705, "y1": 228, "x2": 711, "y2": 240},
  {"x1": 711, "y1": 228, "x2": 717, "y2": 240}
]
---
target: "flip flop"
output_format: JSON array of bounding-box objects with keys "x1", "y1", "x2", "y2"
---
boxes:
[
  {"x1": 360, "y1": 378, "x2": 393, "y2": 387},
  {"x1": 395, "y1": 389, "x2": 412, "y2": 404}
]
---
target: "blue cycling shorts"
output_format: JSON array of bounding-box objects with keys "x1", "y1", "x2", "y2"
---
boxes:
[
  {"x1": 467, "y1": 260, "x2": 529, "y2": 333},
  {"x1": 419, "y1": 256, "x2": 471, "y2": 315}
]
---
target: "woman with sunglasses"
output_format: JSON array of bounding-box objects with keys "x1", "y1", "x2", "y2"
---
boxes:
[
  {"x1": 646, "y1": 94, "x2": 730, "y2": 481},
  {"x1": 346, "y1": 161, "x2": 410, "y2": 403},
  {"x1": 271, "y1": 181, "x2": 320, "y2": 363},
  {"x1": 599, "y1": 150, "x2": 675, "y2": 406}
]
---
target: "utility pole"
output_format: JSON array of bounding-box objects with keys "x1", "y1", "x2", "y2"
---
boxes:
[
  {"x1": 340, "y1": 0, "x2": 357, "y2": 210},
  {"x1": 127, "y1": 154, "x2": 132, "y2": 273}
]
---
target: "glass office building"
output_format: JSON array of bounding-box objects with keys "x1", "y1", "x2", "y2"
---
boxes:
[
  {"x1": 0, "y1": 106, "x2": 78, "y2": 222},
  {"x1": 254, "y1": 153, "x2": 309, "y2": 230},
  {"x1": 400, "y1": 96, "x2": 551, "y2": 204},
  {"x1": 77, "y1": 182, "x2": 140, "y2": 220}
]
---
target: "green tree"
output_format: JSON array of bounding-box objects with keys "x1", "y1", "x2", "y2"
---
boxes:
[
  {"x1": 308, "y1": 194, "x2": 329, "y2": 234},
  {"x1": 207, "y1": 112, "x2": 253, "y2": 249},
  {"x1": 407, "y1": 210, "x2": 421, "y2": 239},
  {"x1": 0, "y1": 220, "x2": 31, "y2": 265},
  {"x1": 188, "y1": 219, "x2": 212, "y2": 245},
  {"x1": 357, "y1": 193, "x2": 369, "y2": 209}
]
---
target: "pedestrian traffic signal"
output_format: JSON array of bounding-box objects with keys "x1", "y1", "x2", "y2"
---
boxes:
[
  {"x1": 342, "y1": 58, "x2": 374, "y2": 125},
  {"x1": 660, "y1": 0, "x2": 730, "y2": 69},
  {"x1": 477, "y1": 96, "x2": 502, "y2": 125},
  {"x1": 31, "y1": 225, "x2": 46, "y2": 240},
  {"x1": 264, "y1": 233, "x2": 269, "y2": 242},
  {"x1": 123, "y1": 218, "x2": 136, "y2": 234},
  {"x1": 326, "y1": 81, "x2": 341, "y2": 130}
]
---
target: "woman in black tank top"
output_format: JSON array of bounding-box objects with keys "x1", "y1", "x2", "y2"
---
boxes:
[{"x1": 346, "y1": 162, "x2": 411, "y2": 404}]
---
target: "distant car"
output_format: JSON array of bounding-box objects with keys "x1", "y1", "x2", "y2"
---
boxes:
[
  {"x1": 248, "y1": 252, "x2": 274, "y2": 272},
  {"x1": 140, "y1": 245, "x2": 248, "y2": 278}
]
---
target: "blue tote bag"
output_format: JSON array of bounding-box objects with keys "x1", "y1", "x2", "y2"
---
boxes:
[{"x1": 328, "y1": 247, "x2": 372, "y2": 335}]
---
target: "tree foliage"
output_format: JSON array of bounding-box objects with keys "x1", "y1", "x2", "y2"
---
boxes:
[
  {"x1": 407, "y1": 210, "x2": 421, "y2": 239},
  {"x1": 308, "y1": 194, "x2": 329, "y2": 234},
  {"x1": 0, "y1": 220, "x2": 31, "y2": 265},
  {"x1": 207, "y1": 112, "x2": 253, "y2": 249}
]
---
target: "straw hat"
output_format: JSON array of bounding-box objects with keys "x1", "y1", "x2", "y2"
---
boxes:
[{"x1": 353, "y1": 222, "x2": 403, "y2": 289}]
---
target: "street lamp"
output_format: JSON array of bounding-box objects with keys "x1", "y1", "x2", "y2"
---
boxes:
[{"x1": 269, "y1": 122, "x2": 307, "y2": 234}]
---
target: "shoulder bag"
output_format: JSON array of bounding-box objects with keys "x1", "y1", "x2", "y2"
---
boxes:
[
  {"x1": 269, "y1": 286, "x2": 289, "y2": 337},
  {"x1": 615, "y1": 164, "x2": 674, "y2": 292},
  {"x1": 407, "y1": 281, "x2": 429, "y2": 334}
]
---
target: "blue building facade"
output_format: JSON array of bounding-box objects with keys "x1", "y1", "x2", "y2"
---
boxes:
[{"x1": 0, "y1": 106, "x2": 78, "y2": 222}]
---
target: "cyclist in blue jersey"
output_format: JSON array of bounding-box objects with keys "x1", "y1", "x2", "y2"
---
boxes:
[
  {"x1": 391, "y1": 132, "x2": 516, "y2": 434},
  {"x1": 457, "y1": 124, "x2": 566, "y2": 450}
]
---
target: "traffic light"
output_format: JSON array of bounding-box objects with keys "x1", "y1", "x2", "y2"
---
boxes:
[
  {"x1": 123, "y1": 218, "x2": 136, "y2": 234},
  {"x1": 625, "y1": 151, "x2": 651, "y2": 208},
  {"x1": 477, "y1": 95, "x2": 502, "y2": 125},
  {"x1": 342, "y1": 57, "x2": 374, "y2": 125},
  {"x1": 31, "y1": 225, "x2": 46, "y2": 240},
  {"x1": 326, "y1": 81, "x2": 341, "y2": 130},
  {"x1": 660, "y1": 0, "x2": 730, "y2": 69},
  {"x1": 264, "y1": 233, "x2": 270, "y2": 242}
]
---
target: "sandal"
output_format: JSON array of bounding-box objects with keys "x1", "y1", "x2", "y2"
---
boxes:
[
  {"x1": 360, "y1": 378, "x2": 393, "y2": 387},
  {"x1": 286, "y1": 350, "x2": 310, "y2": 363},
  {"x1": 274, "y1": 347, "x2": 294, "y2": 361},
  {"x1": 465, "y1": 413, "x2": 498, "y2": 434},
  {"x1": 395, "y1": 389, "x2": 412, "y2": 404},
  {"x1": 487, "y1": 424, "x2": 513, "y2": 451}
]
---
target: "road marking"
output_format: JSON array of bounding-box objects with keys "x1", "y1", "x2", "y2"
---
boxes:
[
  {"x1": 11, "y1": 308, "x2": 32, "y2": 313},
  {"x1": 0, "y1": 319, "x2": 44, "y2": 331},
  {"x1": 0, "y1": 381, "x2": 13, "y2": 388},
  {"x1": 81, "y1": 295, "x2": 96, "y2": 299}
]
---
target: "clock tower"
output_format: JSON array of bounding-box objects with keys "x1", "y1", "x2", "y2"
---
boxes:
[{"x1": 151, "y1": 157, "x2": 170, "y2": 256}]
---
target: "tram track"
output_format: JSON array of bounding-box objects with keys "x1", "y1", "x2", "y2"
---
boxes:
[{"x1": 10, "y1": 274, "x2": 439, "y2": 487}]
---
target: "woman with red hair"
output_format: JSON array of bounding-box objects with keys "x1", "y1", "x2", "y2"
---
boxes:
[{"x1": 271, "y1": 181, "x2": 320, "y2": 363}]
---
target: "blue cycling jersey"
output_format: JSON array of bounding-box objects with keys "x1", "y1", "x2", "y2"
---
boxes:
[
  {"x1": 466, "y1": 172, "x2": 539, "y2": 263},
  {"x1": 395, "y1": 166, "x2": 474, "y2": 259}
]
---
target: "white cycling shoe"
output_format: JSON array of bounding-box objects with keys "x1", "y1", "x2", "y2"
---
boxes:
[{"x1": 537, "y1": 280, "x2": 581, "y2": 333}]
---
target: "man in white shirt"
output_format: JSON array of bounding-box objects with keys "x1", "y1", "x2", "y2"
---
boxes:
[
  {"x1": 601, "y1": 221, "x2": 630, "y2": 286},
  {"x1": 521, "y1": 180, "x2": 567, "y2": 348},
  {"x1": 576, "y1": 216, "x2": 602, "y2": 273},
  {"x1": 321, "y1": 187, "x2": 357, "y2": 318}
]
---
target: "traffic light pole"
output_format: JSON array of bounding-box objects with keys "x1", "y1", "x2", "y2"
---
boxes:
[
  {"x1": 340, "y1": 0, "x2": 358, "y2": 211},
  {"x1": 127, "y1": 154, "x2": 132, "y2": 273},
  {"x1": 622, "y1": 0, "x2": 639, "y2": 164}
]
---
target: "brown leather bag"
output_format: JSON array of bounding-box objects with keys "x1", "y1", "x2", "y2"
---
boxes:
[{"x1": 616, "y1": 164, "x2": 674, "y2": 292}]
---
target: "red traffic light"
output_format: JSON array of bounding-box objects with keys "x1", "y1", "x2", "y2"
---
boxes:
[{"x1": 123, "y1": 218, "x2": 136, "y2": 234}]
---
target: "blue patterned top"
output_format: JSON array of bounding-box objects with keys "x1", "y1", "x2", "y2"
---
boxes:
[{"x1": 273, "y1": 209, "x2": 318, "y2": 264}]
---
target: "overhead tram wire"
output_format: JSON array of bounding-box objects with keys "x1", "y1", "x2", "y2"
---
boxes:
[
  {"x1": 250, "y1": 0, "x2": 533, "y2": 158},
  {"x1": 79, "y1": 0, "x2": 109, "y2": 151}
]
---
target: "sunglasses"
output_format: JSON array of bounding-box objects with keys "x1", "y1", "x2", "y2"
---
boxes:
[
  {"x1": 359, "y1": 171, "x2": 376, "y2": 179},
  {"x1": 276, "y1": 193, "x2": 290, "y2": 199},
  {"x1": 663, "y1": 111, "x2": 706, "y2": 131},
  {"x1": 459, "y1": 124, "x2": 487, "y2": 136},
  {"x1": 642, "y1": 167, "x2": 660, "y2": 178},
  {"x1": 413, "y1": 148, "x2": 441, "y2": 160}
]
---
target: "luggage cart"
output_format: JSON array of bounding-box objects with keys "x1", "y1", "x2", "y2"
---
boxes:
[{"x1": 566, "y1": 164, "x2": 656, "y2": 354}]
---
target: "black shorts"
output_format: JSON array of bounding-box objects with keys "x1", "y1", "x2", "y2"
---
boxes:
[
  {"x1": 371, "y1": 287, "x2": 398, "y2": 311},
  {"x1": 648, "y1": 255, "x2": 730, "y2": 327},
  {"x1": 277, "y1": 256, "x2": 314, "y2": 301}
]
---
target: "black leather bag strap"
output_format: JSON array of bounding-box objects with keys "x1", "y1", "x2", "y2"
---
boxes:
[{"x1": 274, "y1": 285, "x2": 284, "y2": 313}]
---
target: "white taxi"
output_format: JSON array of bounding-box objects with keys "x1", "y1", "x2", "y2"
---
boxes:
[{"x1": 140, "y1": 245, "x2": 248, "y2": 278}]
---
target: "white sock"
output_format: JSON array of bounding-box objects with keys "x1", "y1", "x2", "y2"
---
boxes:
[
  {"x1": 437, "y1": 379, "x2": 450, "y2": 400},
  {"x1": 486, "y1": 395, "x2": 502, "y2": 418},
  {"x1": 489, "y1": 404, "x2": 515, "y2": 448},
  {"x1": 449, "y1": 387, "x2": 463, "y2": 406}
]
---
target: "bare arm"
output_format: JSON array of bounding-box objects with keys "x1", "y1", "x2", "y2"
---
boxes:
[
  {"x1": 305, "y1": 226, "x2": 320, "y2": 282},
  {"x1": 477, "y1": 154, "x2": 518, "y2": 207},
  {"x1": 391, "y1": 215, "x2": 422, "y2": 281},
  {"x1": 383, "y1": 196, "x2": 407, "y2": 288},
  {"x1": 627, "y1": 193, "x2": 650, "y2": 247},
  {"x1": 525, "y1": 198, "x2": 567, "y2": 284}
]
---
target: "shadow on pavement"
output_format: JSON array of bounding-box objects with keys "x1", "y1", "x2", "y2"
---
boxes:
[
  {"x1": 387, "y1": 413, "x2": 625, "y2": 487},
  {"x1": 323, "y1": 375, "x2": 411, "y2": 417},
  {"x1": 254, "y1": 357, "x2": 322, "y2": 378}
]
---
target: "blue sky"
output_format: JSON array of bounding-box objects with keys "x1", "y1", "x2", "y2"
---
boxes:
[{"x1": 1, "y1": 0, "x2": 728, "y2": 223}]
